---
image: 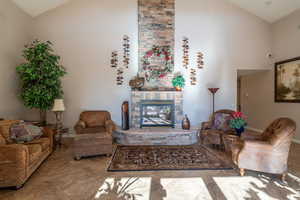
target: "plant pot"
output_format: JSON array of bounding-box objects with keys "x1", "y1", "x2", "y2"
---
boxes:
[
  {"x1": 235, "y1": 127, "x2": 245, "y2": 137},
  {"x1": 175, "y1": 86, "x2": 182, "y2": 91}
]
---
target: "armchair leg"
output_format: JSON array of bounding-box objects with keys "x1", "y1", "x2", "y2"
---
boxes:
[
  {"x1": 240, "y1": 168, "x2": 245, "y2": 176},
  {"x1": 281, "y1": 173, "x2": 287, "y2": 182}
]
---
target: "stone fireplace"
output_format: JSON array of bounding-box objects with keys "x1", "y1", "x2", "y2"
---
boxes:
[{"x1": 131, "y1": 91, "x2": 183, "y2": 128}]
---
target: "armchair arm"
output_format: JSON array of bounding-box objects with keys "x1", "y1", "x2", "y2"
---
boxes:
[
  {"x1": 241, "y1": 131, "x2": 263, "y2": 140},
  {"x1": 41, "y1": 127, "x2": 55, "y2": 150},
  {"x1": 243, "y1": 140, "x2": 273, "y2": 150},
  {"x1": 105, "y1": 120, "x2": 116, "y2": 135},
  {"x1": 0, "y1": 144, "x2": 29, "y2": 186},
  {"x1": 201, "y1": 121, "x2": 212, "y2": 130},
  {"x1": 0, "y1": 144, "x2": 28, "y2": 165},
  {"x1": 74, "y1": 120, "x2": 86, "y2": 134}
]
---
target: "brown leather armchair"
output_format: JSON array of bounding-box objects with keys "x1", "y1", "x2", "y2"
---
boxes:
[
  {"x1": 200, "y1": 109, "x2": 235, "y2": 146},
  {"x1": 232, "y1": 118, "x2": 296, "y2": 181},
  {"x1": 74, "y1": 111, "x2": 116, "y2": 135},
  {"x1": 73, "y1": 111, "x2": 116, "y2": 160}
]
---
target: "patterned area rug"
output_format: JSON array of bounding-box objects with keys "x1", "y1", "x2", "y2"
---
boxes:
[{"x1": 108, "y1": 145, "x2": 234, "y2": 171}]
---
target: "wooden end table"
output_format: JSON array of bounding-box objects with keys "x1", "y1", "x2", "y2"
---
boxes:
[
  {"x1": 54, "y1": 128, "x2": 69, "y2": 149},
  {"x1": 222, "y1": 134, "x2": 241, "y2": 153}
]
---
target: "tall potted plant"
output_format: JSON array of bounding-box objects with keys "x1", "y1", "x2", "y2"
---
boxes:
[{"x1": 17, "y1": 40, "x2": 67, "y2": 125}]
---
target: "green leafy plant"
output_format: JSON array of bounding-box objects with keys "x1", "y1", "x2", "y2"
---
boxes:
[
  {"x1": 172, "y1": 74, "x2": 185, "y2": 90},
  {"x1": 16, "y1": 40, "x2": 67, "y2": 124}
]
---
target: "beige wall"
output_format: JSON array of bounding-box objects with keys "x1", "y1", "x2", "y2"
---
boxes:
[
  {"x1": 0, "y1": 0, "x2": 33, "y2": 119},
  {"x1": 28, "y1": 0, "x2": 272, "y2": 129},
  {"x1": 31, "y1": 0, "x2": 139, "y2": 127},
  {"x1": 241, "y1": 9, "x2": 300, "y2": 141}
]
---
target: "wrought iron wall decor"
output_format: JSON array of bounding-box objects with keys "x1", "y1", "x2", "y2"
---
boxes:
[
  {"x1": 197, "y1": 52, "x2": 204, "y2": 69},
  {"x1": 190, "y1": 68, "x2": 197, "y2": 85},
  {"x1": 181, "y1": 37, "x2": 206, "y2": 86},
  {"x1": 123, "y1": 35, "x2": 130, "y2": 69},
  {"x1": 182, "y1": 37, "x2": 189, "y2": 69},
  {"x1": 116, "y1": 67, "x2": 124, "y2": 85},
  {"x1": 110, "y1": 35, "x2": 131, "y2": 86},
  {"x1": 111, "y1": 51, "x2": 118, "y2": 68}
]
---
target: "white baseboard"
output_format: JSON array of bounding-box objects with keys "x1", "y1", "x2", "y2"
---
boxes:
[{"x1": 246, "y1": 126, "x2": 263, "y2": 133}]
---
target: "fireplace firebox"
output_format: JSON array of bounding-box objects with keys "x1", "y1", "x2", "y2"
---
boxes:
[{"x1": 140, "y1": 100, "x2": 175, "y2": 128}]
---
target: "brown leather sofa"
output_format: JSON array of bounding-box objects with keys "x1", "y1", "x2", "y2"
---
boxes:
[
  {"x1": 73, "y1": 111, "x2": 115, "y2": 160},
  {"x1": 232, "y1": 118, "x2": 296, "y2": 181},
  {"x1": 0, "y1": 120, "x2": 54, "y2": 189},
  {"x1": 200, "y1": 109, "x2": 235, "y2": 146}
]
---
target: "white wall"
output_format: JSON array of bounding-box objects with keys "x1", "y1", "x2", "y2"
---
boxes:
[
  {"x1": 0, "y1": 0, "x2": 33, "y2": 119},
  {"x1": 175, "y1": 0, "x2": 271, "y2": 125},
  {"x1": 28, "y1": 0, "x2": 272, "y2": 129},
  {"x1": 241, "y1": 10, "x2": 300, "y2": 141},
  {"x1": 32, "y1": 0, "x2": 138, "y2": 128}
]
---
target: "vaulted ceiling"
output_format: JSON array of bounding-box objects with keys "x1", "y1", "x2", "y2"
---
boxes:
[
  {"x1": 227, "y1": 0, "x2": 300, "y2": 23},
  {"x1": 12, "y1": 0, "x2": 300, "y2": 23},
  {"x1": 12, "y1": 0, "x2": 70, "y2": 17}
]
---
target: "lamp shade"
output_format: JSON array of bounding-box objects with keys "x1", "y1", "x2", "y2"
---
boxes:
[{"x1": 52, "y1": 99, "x2": 65, "y2": 112}]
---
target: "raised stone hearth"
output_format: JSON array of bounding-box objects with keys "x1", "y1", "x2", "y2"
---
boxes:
[{"x1": 114, "y1": 127, "x2": 199, "y2": 146}]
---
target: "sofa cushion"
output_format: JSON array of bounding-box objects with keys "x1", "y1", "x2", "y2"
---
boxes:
[
  {"x1": 0, "y1": 120, "x2": 20, "y2": 144},
  {"x1": 26, "y1": 144, "x2": 42, "y2": 163},
  {"x1": 212, "y1": 113, "x2": 232, "y2": 131},
  {"x1": 79, "y1": 126, "x2": 107, "y2": 134},
  {"x1": 27, "y1": 138, "x2": 50, "y2": 152},
  {"x1": 10, "y1": 122, "x2": 43, "y2": 143}
]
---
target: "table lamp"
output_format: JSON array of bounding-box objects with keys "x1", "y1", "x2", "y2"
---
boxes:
[{"x1": 52, "y1": 99, "x2": 65, "y2": 129}]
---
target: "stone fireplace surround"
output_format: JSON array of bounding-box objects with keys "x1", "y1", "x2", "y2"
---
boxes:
[{"x1": 113, "y1": 91, "x2": 199, "y2": 146}]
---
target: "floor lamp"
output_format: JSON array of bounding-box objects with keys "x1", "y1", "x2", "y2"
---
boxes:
[{"x1": 208, "y1": 88, "x2": 219, "y2": 113}]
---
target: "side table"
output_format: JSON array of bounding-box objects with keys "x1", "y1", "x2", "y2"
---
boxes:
[
  {"x1": 54, "y1": 128, "x2": 69, "y2": 149},
  {"x1": 222, "y1": 134, "x2": 241, "y2": 153}
]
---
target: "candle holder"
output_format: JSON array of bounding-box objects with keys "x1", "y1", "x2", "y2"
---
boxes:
[{"x1": 208, "y1": 88, "x2": 219, "y2": 113}]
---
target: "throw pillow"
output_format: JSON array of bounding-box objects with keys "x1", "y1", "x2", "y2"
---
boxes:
[
  {"x1": 212, "y1": 113, "x2": 232, "y2": 131},
  {"x1": 10, "y1": 122, "x2": 43, "y2": 143}
]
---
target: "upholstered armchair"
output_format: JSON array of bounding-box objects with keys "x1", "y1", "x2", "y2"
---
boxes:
[
  {"x1": 232, "y1": 118, "x2": 296, "y2": 181},
  {"x1": 74, "y1": 111, "x2": 116, "y2": 135},
  {"x1": 73, "y1": 111, "x2": 116, "y2": 160},
  {"x1": 200, "y1": 109, "x2": 235, "y2": 146}
]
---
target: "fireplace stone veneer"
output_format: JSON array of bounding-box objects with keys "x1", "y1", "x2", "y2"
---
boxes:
[{"x1": 131, "y1": 91, "x2": 183, "y2": 128}]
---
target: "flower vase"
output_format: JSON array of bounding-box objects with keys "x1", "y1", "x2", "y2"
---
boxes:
[
  {"x1": 235, "y1": 126, "x2": 245, "y2": 137},
  {"x1": 182, "y1": 115, "x2": 190, "y2": 130}
]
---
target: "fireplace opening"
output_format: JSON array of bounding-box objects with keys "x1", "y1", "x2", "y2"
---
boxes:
[{"x1": 140, "y1": 100, "x2": 175, "y2": 128}]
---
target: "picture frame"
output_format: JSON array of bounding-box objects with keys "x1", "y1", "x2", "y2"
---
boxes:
[{"x1": 275, "y1": 57, "x2": 300, "y2": 103}]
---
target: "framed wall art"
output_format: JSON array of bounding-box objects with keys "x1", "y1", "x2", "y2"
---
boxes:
[{"x1": 275, "y1": 57, "x2": 300, "y2": 103}]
